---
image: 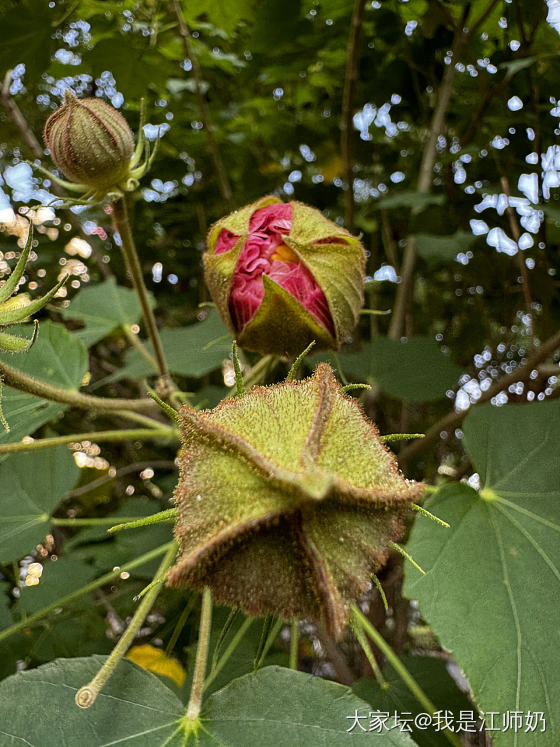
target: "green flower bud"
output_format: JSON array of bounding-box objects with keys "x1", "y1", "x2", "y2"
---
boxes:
[
  {"x1": 167, "y1": 364, "x2": 423, "y2": 638},
  {"x1": 43, "y1": 90, "x2": 135, "y2": 193},
  {"x1": 203, "y1": 197, "x2": 366, "y2": 356}
]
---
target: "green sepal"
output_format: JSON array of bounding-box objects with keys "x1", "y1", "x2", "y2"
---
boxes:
[
  {"x1": 238, "y1": 274, "x2": 335, "y2": 356},
  {"x1": 0, "y1": 378, "x2": 9, "y2": 432},
  {"x1": 0, "y1": 226, "x2": 32, "y2": 305},
  {"x1": 0, "y1": 275, "x2": 67, "y2": 325},
  {"x1": 0, "y1": 330, "x2": 35, "y2": 353}
]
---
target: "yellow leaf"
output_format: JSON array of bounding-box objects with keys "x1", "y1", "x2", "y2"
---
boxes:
[{"x1": 126, "y1": 644, "x2": 186, "y2": 687}]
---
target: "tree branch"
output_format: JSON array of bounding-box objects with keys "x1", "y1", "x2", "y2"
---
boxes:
[
  {"x1": 398, "y1": 329, "x2": 560, "y2": 466},
  {"x1": 341, "y1": 0, "x2": 367, "y2": 233},
  {"x1": 172, "y1": 0, "x2": 233, "y2": 208}
]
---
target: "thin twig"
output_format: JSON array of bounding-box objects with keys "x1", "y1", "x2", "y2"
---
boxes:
[
  {"x1": 388, "y1": 6, "x2": 471, "y2": 339},
  {"x1": 399, "y1": 328, "x2": 560, "y2": 465},
  {"x1": 172, "y1": 0, "x2": 233, "y2": 207},
  {"x1": 341, "y1": 0, "x2": 367, "y2": 232},
  {"x1": 110, "y1": 197, "x2": 174, "y2": 395},
  {"x1": 66, "y1": 459, "x2": 176, "y2": 499}
]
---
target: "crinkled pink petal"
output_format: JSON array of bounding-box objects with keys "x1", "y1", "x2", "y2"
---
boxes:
[
  {"x1": 249, "y1": 203, "x2": 293, "y2": 234},
  {"x1": 229, "y1": 274, "x2": 264, "y2": 330},
  {"x1": 228, "y1": 201, "x2": 334, "y2": 336},
  {"x1": 215, "y1": 229, "x2": 240, "y2": 255}
]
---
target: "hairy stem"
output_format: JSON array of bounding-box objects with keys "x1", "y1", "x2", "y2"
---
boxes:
[
  {"x1": 111, "y1": 197, "x2": 172, "y2": 392},
  {"x1": 0, "y1": 358, "x2": 158, "y2": 413},
  {"x1": 185, "y1": 587, "x2": 213, "y2": 720},
  {"x1": 352, "y1": 607, "x2": 463, "y2": 747},
  {"x1": 289, "y1": 620, "x2": 299, "y2": 670},
  {"x1": 205, "y1": 617, "x2": 253, "y2": 690},
  {"x1": 75, "y1": 541, "x2": 178, "y2": 708},
  {"x1": 0, "y1": 426, "x2": 175, "y2": 455},
  {"x1": 0, "y1": 542, "x2": 175, "y2": 645}
]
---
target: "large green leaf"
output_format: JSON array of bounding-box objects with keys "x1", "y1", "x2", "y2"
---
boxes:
[
  {"x1": 62, "y1": 277, "x2": 150, "y2": 348},
  {"x1": 0, "y1": 321, "x2": 88, "y2": 447},
  {"x1": 0, "y1": 659, "x2": 417, "y2": 746},
  {"x1": 0, "y1": 0, "x2": 53, "y2": 81},
  {"x1": 0, "y1": 447, "x2": 79, "y2": 563},
  {"x1": 332, "y1": 337, "x2": 463, "y2": 402},
  {"x1": 107, "y1": 309, "x2": 232, "y2": 382},
  {"x1": 404, "y1": 402, "x2": 560, "y2": 747}
]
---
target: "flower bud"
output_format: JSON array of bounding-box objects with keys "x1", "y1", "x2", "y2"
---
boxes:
[
  {"x1": 203, "y1": 197, "x2": 366, "y2": 356},
  {"x1": 167, "y1": 363, "x2": 423, "y2": 639},
  {"x1": 43, "y1": 90, "x2": 135, "y2": 193}
]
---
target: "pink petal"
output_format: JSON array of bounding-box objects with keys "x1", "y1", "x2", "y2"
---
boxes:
[
  {"x1": 215, "y1": 229, "x2": 240, "y2": 255},
  {"x1": 249, "y1": 203, "x2": 293, "y2": 234}
]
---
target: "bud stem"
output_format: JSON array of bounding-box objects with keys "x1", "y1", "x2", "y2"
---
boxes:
[
  {"x1": 185, "y1": 587, "x2": 213, "y2": 721},
  {"x1": 75, "y1": 541, "x2": 177, "y2": 708},
  {"x1": 351, "y1": 606, "x2": 464, "y2": 747},
  {"x1": 111, "y1": 197, "x2": 173, "y2": 394}
]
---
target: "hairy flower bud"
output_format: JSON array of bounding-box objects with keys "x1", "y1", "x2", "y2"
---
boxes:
[
  {"x1": 203, "y1": 197, "x2": 366, "y2": 356},
  {"x1": 43, "y1": 90, "x2": 135, "y2": 193},
  {"x1": 167, "y1": 364, "x2": 423, "y2": 638}
]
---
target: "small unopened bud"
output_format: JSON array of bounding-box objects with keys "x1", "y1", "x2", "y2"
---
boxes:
[
  {"x1": 204, "y1": 197, "x2": 366, "y2": 356},
  {"x1": 167, "y1": 363, "x2": 423, "y2": 639},
  {"x1": 43, "y1": 90, "x2": 135, "y2": 193}
]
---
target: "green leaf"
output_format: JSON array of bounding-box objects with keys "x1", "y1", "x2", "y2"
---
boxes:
[
  {"x1": 0, "y1": 660, "x2": 417, "y2": 745},
  {"x1": 16, "y1": 557, "x2": 95, "y2": 614},
  {"x1": 0, "y1": 656, "x2": 185, "y2": 746},
  {"x1": 0, "y1": 0, "x2": 53, "y2": 81},
  {"x1": 353, "y1": 656, "x2": 474, "y2": 747},
  {"x1": 0, "y1": 447, "x2": 79, "y2": 563},
  {"x1": 62, "y1": 277, "x2": 150, "y2": 347},
  {"x1": 185, "y1": 0, "x2": 256, "y2": 35},
  {"x1": 335, "y1": 337, "x2": 463, "y2": 402},
  {"x1": 375, "y1": 192, "x2": 445, "y2": 211},
  {"x1": 0, "y1": 321, "x2": 88, "y2": 448},
  {"x1": 86, "y1": 38, "x2": 171, "y2": 98},
  {"x1": 415, "y1": 230, "x2": 475, "y2": 262},
  {"x1": 107, "y1": 309, "x2": 232, "y2": 382},
  {"x1": 201, "y1": 666, "x2": 417, "y2": 744},
  {"x1": 404, "y1": 402, "x2": 560, "y2": 747}
]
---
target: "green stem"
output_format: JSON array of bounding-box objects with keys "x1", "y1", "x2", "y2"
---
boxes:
[
  {"x1": 75, "y1": 541, "x2": 178, "y2": 708},
  {"x1": 205, "y1": 617, "x2": 253, "y2": 690},
  {"x1": 351, "y1": 607, "x2": 463, "y2": 747},
  {"x1": 185, "y1": 588, "x2": 213, "y2": 720},
  {"x1": 0, "y1": 427, "x2": 175, "y2": 454},
  {"x1": 0, "y1": 542, "x2": 175, "y2": 644},
  {"x1": 50, "y1": 516, "x2": 151, "y2": 527},
  {"x1": 111, "y1": 197, "x2": 172, "y2": 391},
  {"x1": 351, "y1": 617, "x2": 388, "y2": 689},
  {"x1": 0, "y1": 358, "x2": 158, "y2": 413},
  {"x1": 123, "y1": 324, "x2": 159, "y2": 372},
  {"x1": 113, "y1": 409, "x2": 168, "y2": 430},
  {"x1": 108, "y1": 508, "x2": 178, "y2": 533},
  {"x1": 289, "y1": 620, "x2": 299, "y2": 670}
]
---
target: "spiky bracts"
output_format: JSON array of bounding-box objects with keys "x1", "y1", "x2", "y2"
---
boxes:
[{"x1": 167, "y1": 364, "x2": 423, "y2": 639}]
